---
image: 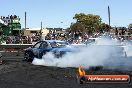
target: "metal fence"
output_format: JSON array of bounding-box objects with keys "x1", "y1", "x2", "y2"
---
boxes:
[{"x1": 0, "y1": 44, "x2": 33, "y2": 59}]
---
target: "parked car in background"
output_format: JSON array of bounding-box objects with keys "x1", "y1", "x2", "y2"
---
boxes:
[{"x1": 24, "y1": 40, "x2": 73, "y2": 61}]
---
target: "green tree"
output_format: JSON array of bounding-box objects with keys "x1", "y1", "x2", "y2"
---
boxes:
[
  {"x1": 70, "y1": 22, "x2": 85, "y2": 33},
  {"x1": 68, "y1": 22, "x2": 85, "y2": 38},
  {"x1": 128, "y1": 23, "x2": 132, "y2": 29},
  {"x1": 73, "y1": 13, "x2": 102, "y2": 34},
  {"x1": 100, "y1": 23, "x2": 110, "y2": 33}
]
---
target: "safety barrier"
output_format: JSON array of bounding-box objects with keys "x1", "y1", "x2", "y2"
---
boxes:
[
  {"x1": 0, "y1": 44, "x2": 34, "y2": 56},
  {"x1": 0, "y1": 44, "x2": 33, "y2": 49}
]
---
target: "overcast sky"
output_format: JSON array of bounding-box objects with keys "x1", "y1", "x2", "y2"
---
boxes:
[{"x1": 1, "y1": 0, "x2": 132, "y2": 28}]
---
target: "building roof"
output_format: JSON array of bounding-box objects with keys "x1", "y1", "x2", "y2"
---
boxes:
[{"x1": 25, "y1": 28, "x2": 47, "y2": 31}]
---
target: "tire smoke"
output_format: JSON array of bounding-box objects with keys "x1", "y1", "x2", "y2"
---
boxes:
[{"x1": 32, "y1": 37, "x2": 132, "y2": 70}]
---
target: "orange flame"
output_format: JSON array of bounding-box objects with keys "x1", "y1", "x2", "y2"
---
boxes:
[{"x1": 78, "y1": 66, "x2": 86, "y2": 76}]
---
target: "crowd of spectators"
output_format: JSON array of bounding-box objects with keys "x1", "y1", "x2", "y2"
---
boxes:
[
  {"x1": 45, "y1": 31, "x2": 66, "y2": 41},
  {"x1": 3, "y1": 31, "x2": 90, "y2": 44},
  {"x1": 5, "y1": 35, "x2": 40, "y2": 44},
  {"x1": 2, "y1": 28, "x2": 130, "y2": 44}
]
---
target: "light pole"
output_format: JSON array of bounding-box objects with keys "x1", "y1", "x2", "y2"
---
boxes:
[
  {"x1": 25, "y1": 12, "x2": 27, "y2": 30},
  {"x1": 40, "y1": 21, "x2": 43, "y2": 40},
  {"x1": 108, "y1": 6, "x2": 111, "y2": 32}
]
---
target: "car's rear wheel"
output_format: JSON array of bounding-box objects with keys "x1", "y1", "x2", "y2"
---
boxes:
[{"x1": 24, "y1": 52, "x2": 33, "y2": 62}]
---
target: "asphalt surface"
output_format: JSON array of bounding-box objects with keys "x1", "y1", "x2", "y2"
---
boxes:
[{"x1": 0, "y1": 52, "x2": 132, "y2": 88}]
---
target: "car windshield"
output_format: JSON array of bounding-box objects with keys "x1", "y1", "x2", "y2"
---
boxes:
[{"x1": 50, "y1": 41, "x2": 68, "y2": 48}]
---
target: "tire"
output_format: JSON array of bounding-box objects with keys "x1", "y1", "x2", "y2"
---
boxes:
[{"x1": 24, "y1": 52, "x2": 33, "y2": 62}]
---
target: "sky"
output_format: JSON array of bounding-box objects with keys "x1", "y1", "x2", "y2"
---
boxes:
[{"x1": 0, "y1": 0, "x2": 132, "y2": 28}]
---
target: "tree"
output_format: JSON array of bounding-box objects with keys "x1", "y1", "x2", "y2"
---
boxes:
[
  {"x1": 128, "y1": 23, "x2": 132, "y2": 29},
  {"x1": 70, "y1": 22, "x2": 85, "y2": 33},
  {"x1": 68, "y1": 22, "x2": 85, "y2": 38},
  {"x1": 100, "y1": 23, "x2": 110, "y2": 33},
  {"x1": 73, "y1": 13, "x2": 102, "y2": 34}
]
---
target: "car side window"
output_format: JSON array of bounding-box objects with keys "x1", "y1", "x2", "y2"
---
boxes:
[
  {"x1": 40, "y1": 41, "x2": 49, "y2": 48},
  {"x1": 34, "y1": 42, "x2": 41, "y2": 48}
]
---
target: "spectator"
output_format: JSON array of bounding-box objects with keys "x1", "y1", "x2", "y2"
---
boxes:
[{"x1": 27, "y1": 35, "x2": 32, "y2": 44}]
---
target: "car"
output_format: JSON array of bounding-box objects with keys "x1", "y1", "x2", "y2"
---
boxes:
[{"x1": 24, "y1": 40, "x2": 73, "y2": 61}]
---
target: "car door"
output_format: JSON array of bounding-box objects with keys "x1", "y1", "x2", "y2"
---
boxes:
[
  {"x1": 38, "y1": 41, "x2": 52, "y2": 58},
  {"x1": 32, "y1": 42, "x2": 42, "y2": 58}
]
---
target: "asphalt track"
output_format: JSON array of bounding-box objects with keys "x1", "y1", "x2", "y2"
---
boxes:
[{"x1": 0, "y1": 52, "x2": 132, "y2": 88}]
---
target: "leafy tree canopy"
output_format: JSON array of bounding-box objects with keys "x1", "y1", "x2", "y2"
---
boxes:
[
  {"x1": 71, "y1": 13, "x2": 102, "y2": 34},
  {"x1": 128, "y1": 23, "x2": 132, "y2": 29}
]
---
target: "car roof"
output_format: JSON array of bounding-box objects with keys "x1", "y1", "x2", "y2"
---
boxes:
[
  {"x1": 89, "y1": 38, "x2": 98, "y2": 40},
  {"x1": 43, "y1": 40, "x2": 66, "y2": 43}
]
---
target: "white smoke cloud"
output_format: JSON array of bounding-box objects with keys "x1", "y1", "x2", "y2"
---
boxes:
[{"x1": 32, "y1": 37, "x2": 132, "y2": 70}]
